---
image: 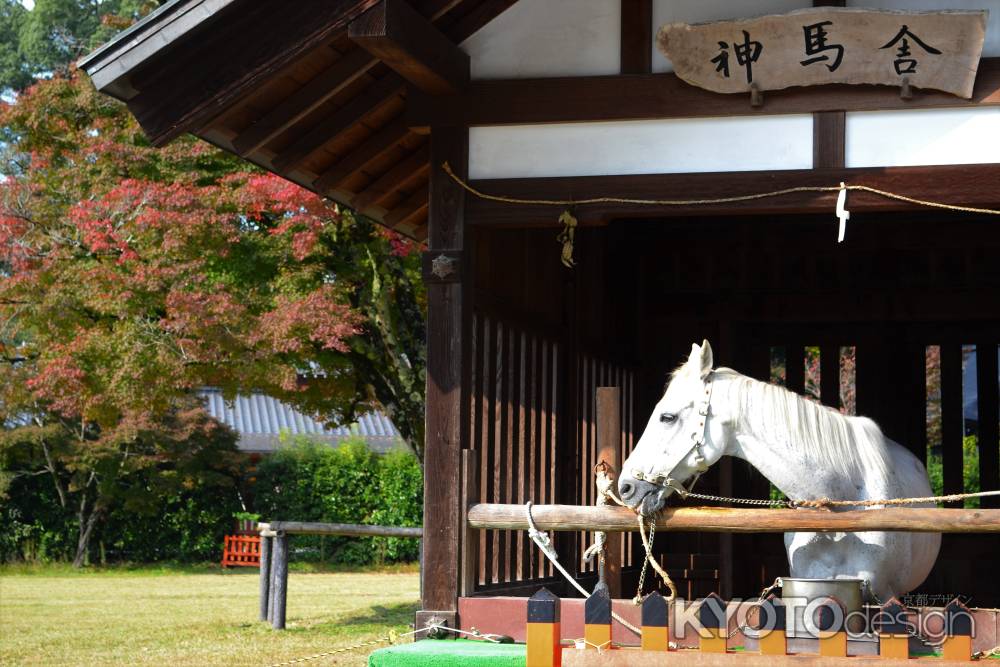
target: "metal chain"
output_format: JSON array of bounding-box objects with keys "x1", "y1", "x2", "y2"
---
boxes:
[{"x1": 681, "y1": 491, "x2": 792, "y2": 507}]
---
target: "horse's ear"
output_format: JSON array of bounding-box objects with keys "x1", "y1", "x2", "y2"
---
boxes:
[{"x1": 699, "y1": 340, "x2": 714, "y2": 379}]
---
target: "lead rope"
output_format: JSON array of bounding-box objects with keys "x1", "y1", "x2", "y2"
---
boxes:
[
  {"x1": 590, "y1": 467, "x2": 679, "y2": 604},
  {"x1": 524, "y1": 502, "x2": 643, "y2": 637}
]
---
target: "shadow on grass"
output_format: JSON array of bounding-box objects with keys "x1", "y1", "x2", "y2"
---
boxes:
[{"x1": 336, "y1": 602, "x2": 419, "y2": 628}]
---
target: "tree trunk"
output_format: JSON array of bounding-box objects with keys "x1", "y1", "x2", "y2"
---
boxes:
[{"x1": 72, "y1": 481, "x2": 101, "y2": 568}]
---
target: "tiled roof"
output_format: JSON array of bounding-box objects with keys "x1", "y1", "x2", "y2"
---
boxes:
[{"x1": 197, "y1": 388, "x2": 403, "y2": 453}]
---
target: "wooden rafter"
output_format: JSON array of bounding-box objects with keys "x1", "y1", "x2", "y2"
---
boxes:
[
  {"x1": 271, "y1": 73, "x2": 404, "y2": 173},
  {"x1": 384, "y1": 187, "x2": 429, "y2": 228},
  {"x1": 313, "y1": 117, "x2": 413, "y2": 193},
  {"x1": 232, "y1": 49, "x2": 379, "y2": 156},
  {"x1": 128, "y1": 0, "x2": 385, "y2": 146},
  {"x1": 349, "y1": 0, "x2": 470, "y2": 95},
  {"x1": 350, "y1": 144, "x2": 430, "y2": 212}
]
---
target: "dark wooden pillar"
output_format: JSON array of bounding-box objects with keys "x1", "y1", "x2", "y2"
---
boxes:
[
  {"x1": 417, "y1": 126, "x2": 468, "y2": 631},
  {"x1": 977, "y1": 343, "x2": 999, "y2": 509},
  {"x1": 941, "y1": 344, "x2": 964, "y2": 507},
  {"x1": 596, "y1": 387, "x2": 622, "y2": 598}
]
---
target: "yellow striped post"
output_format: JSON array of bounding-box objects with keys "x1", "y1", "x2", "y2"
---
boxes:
[
  {"x1": 941, "y1": 598, "x2": 973, "y2": 662},
  {"x1": 815, "y1": 596, "x2": 848, "y2": 658},
  {"x1": 876, "y1": 597, "x2": 910, "y2": 660},
  {"x1": 699, "y1": 592, "x2": 727, "y2": 653},
  {"x1": 584, "y1": 583, "x2": 612, "y2": 650},
  {"x1": 527, "y1": 588, "x2": 561, "y2": 667},
  {"x1": 755, "y1": 594, "x2": 786, "y2": 656},
  {"x1": 640, "y1": 591, "x2": 669, "y2": 652}
]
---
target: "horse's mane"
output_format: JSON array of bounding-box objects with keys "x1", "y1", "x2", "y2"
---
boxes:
[{"x1": 679, "y1": 366, "x2": 893, "y2": 481}]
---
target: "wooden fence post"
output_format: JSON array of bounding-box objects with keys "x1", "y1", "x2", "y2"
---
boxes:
[
  {"x1": 640, "y1": 591, "x2": 669, "y2": 651},
  {"x1": 699, "y1": 592, "x2": 727, "y2": 653},
  {"x1": 258, "y1": 534, "x2": 272, "y2": 622},
  {"x1": 816, "y1": 596, "x2": 847, "y2": 658},
  {"x1": 460, "y1": 448, "x2": 480, "y2": 597},
  {"x1": 527, "y1": 588, "x2": 561, "y2": 667},
  {"x1": 595, "y1": 387, "x2": 622, "y2": 598},
  {"x1": 877, "y1": 597, "x2": 909, "y2": 659},
  {"x1": 756, "y1": 594, "x2": 786, "y2": 656},
  {"x1": 584, "y1": 582, "x2": 612, "y2": 650},
  {"x1": 270, "y1": 531, "x2": 289, "y2": 630},
  {"x1": 942, "y1": 598, "x2": 973, "y2": 662}
]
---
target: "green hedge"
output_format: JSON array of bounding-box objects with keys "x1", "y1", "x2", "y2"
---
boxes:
[{"x1": 253, "y1": 436, "x2": 422, "y2": 565}]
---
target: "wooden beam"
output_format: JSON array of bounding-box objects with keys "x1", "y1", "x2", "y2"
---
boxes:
[
  {"x1": 350, "y1": 143, "x2": 430, "y2": 212},
  {"x1": 128, "y1": 0, "x2": 384, "y2": 146},
  {"x1": 232, "y1": 49, "x2": 378, "y2": 156},
  {"x1": 349, "y1": 0, "x2": 469, "y2": 95},
  {"x1": 813, "y1": 111, "x2": 846, "y2": 169},
  {"x1": 272, "y1": 73, "x2": 405, "y2": 174},
  {"x1": 312, "y1": 117, "x2": 412, "y2": 193},
  {"x1": 942, "y1": 344, "x2": 965, "y2": 507},
  {"x1": 595, "y1": 387, "x2": 622, "y2": 598},
  {"x1": 420, "y1": 126, "x2": 468, "y2": 616},
  {"x1": 467, "y1": 503, "x2": 1000, "y2": 533},
  {"x1": 620, "y1": 0, "x2": 652, "y2": 75},
  {"x1": 230, "y1": 0, "x2": 464, "y2": 157},
  {"x1": 463, "y1": 163, "x2": 1000, "y2": 226},
  {"x1": 407, "y1": 58, "x2": 1000, "y2": 129},
  {"x1": 440, "y1": 0, "x2": 518, "y2": 44},
  {"x1": 977, "y1": 343, "x2": 999, "y2": 510},
  {"x1": 266, "y1": 521, "x2": 423, "y2": 537}
]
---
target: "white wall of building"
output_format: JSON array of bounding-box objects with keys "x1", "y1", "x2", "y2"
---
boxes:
[
  {"x1": 461, "y1": 0, "x2": 620, "y2": 79},
  {"x1": 847, "y1": 107, "x2": 1000, "y2": 167},
  {"x1": 469, "y1": 116, "x2": 814, "y2": 179},
  {"x1": 462, "y1": 0, "x2": 1000, "y2": 176}
]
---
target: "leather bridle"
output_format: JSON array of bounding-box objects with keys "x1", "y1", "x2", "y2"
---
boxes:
[{"x1": 630, "y1": 371, "x2": 715, "y2": 498}]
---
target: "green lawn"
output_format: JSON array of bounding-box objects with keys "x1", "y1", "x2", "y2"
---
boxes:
[{"x1": 0, "y1": 563, "x2": 420, "y2": 666}]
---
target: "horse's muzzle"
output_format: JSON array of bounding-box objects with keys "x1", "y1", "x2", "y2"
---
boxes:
[{"x1": 618, "y1": 476, "x2": 667, "y2": 515}]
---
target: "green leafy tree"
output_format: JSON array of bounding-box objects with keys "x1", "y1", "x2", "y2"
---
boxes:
[
  {"x1": 1, "y1": 71, "x2": 426, "y2": 563},
  {"x1": 0, "y1": 0, "x2": 161, "y2": 93}
]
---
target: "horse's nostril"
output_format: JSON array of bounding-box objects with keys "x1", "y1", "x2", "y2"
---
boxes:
[{"x1": 620, "y1": 482, "x2": 634, "y2": 499}]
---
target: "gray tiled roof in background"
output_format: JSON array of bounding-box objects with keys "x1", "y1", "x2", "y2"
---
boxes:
[{"x1": 198, "y1": 388, "x2": 403, "y2": 454}]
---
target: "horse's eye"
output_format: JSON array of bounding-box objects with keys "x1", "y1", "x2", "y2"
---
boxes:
[{"x1": 660, "y1": 413, "x2": 677, "y2": 425}]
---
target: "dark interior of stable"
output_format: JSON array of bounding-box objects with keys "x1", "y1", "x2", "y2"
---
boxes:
[{"x1": 466, "y1": 211, "x2": 1000, "y2": 607}]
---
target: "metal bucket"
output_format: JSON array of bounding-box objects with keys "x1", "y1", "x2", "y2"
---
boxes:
[{"x1": 779, "y1": 577, "x2": 867, "y2": 637}]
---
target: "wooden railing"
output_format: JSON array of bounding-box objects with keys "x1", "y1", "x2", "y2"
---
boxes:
[{"x1": 257, "y1": 521, "x2": 422, "y2": 630}]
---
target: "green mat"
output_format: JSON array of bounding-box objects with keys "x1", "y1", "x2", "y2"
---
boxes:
[{"x1": 368, "y1": 639, "x2": 525, "y2": 666}]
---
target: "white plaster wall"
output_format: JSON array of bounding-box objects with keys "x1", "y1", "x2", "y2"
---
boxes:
[
  {"x1": 469, "y1": 116, "x2": 814, "y2": 179},
  {"x1": 846, "y1": 108, "x2": 1000, "y2": 167},
  {"x1": 651, "y1": 0, "x2": 814, "y2": 73},
  {"x1": 460, "y1": 0, "x2": 620, "y2": 79},
  {"x1": 845, "y1": 0, "x2": 1000, "y2": 57}
]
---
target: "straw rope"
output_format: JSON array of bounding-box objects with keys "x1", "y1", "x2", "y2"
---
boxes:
[{"x1": 441, "y1": 161, "x2": 1000, "y2": 215}]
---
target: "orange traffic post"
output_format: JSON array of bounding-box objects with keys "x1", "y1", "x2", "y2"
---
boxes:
[
  {"x1": 584, "y1": 582, "x2": 612, "y2": 650},
  {"x1": 876, "y1": 597, "x2": 910, "y2": 660},
  {"x1": 527, "y1": 587, "x2": 562, "y2": 667},
  {"x1": 755, "y1": 593, "x2": 787, "y2": 656},
  {"x1": 815, "y1": 596, "x2": 848, "y2": 658},
  {"x1": 941, "y1": 598, "x2": 973, "y2": 662},
  {"x1": 699, "y1": 592, "x2": 727, "y2": 653},
  {"x1": 641, "y1": 591, "x2": 669, "y2": 652}
]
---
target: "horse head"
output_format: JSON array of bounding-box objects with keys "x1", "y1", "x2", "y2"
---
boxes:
[{"x1": 618, "y1": 340, "x2": 732, "y2": 515}]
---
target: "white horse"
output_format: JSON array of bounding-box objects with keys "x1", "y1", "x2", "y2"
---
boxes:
[{"x1": 618, "y1": 340, "x2": 940, "y2": 602}]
